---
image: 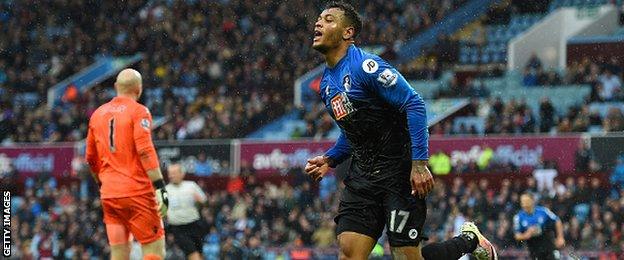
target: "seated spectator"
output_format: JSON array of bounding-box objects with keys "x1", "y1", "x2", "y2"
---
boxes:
[
  {"x1": 599, "y1": 69, "x2": 622, "y2": 101},
  {"x1": 522, "y1": 67, "x2": 538, "y2": 87},
  {"x1": 603, "y1": 107, "x2": 624, "y2": 132},
  {"x1": 544, "y1": 71, "x2": 562, "y2": 86},
  {"x1": 611, "y1": 155, "x2": 624, "y2": 187},
  {"x1": 467, "y1": 78, "x2": 490, "y2": 97},
  {"x1": 194, "y1": 152, "x2": 214, "y2": 176}
]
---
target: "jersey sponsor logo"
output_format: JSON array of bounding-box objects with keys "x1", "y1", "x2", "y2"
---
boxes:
[
  {"x1": 330, "y1": 92, "x2": 355, "y2": 120},
  {"x1": 325, "y1": 85, "x2": 330, "y2": 96},
  {"x1": 342, "y1": 75, "x2": 351, "y2": 91},
  {"x1": 362, "y1": 59, "x2": 379, "y2": 74},
  {"x1": 409, "y1": 229, "x2": 418, "y2": 239},
  {"x1": 377, "y1": 68, "x2": 398, "y2": 87},
  {"x1": 141, "y1": 118, "x2": 151, "y2": 130}
]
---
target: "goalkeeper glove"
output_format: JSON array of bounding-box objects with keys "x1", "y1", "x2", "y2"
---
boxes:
[{"x1": 153, "y1": 179, "x2": 169, "y2": 218}]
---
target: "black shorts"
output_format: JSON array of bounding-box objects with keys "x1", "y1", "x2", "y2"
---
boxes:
[
  {"x1": 168, "y1": 220, "x2": 207, "y2": 256},
  {"x1": 334, "y1": 167, "x2": 427, "y2": 247}
]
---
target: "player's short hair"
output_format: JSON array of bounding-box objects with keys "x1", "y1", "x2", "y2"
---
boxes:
[
  {"x1": 521, "y1": 192, "x2": 535, "y2": 200},
  {"x1": 325, "y1": 1, "x2": 362, "y2": 40}
]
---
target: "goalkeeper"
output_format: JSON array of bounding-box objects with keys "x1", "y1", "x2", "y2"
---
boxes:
[{"x1": 86, "y1": 69, "x2": 169, "y2": 260}]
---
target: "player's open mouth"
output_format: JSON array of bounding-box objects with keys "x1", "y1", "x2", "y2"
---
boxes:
[{"x1": 314, "y1": 30, "x2": 322, "y2": 41}]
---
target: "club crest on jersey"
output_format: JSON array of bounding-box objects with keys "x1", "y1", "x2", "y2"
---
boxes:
[
  {"x1": 362, "y1": 59, "x2": 379, "y2": 74},
  {"x1": 331, "y1": 92, "x2": 355, "y2": 120},
  {"x1": 377, "y1": 69, "x2": 398, "y2": 87},
  {"x1": 342, "y1": 75, "x2": 351, "y2": 91},
  {"x1": 141, "y1": 118, "x2": 150, "y2": 130}
]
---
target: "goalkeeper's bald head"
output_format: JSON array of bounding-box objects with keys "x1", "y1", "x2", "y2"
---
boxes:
[{"x1": 115, "y1": 68, "x2": 143, "y2": 100}]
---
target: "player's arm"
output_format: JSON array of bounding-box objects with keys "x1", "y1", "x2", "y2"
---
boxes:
[
  {"x1": 306, "y1": 130, "x2": 350, "y2": 182},
  {"x1": 192, "y1": 182, "x2": 208, "y2": 207},
  {"x1": 514, "y1": 229, "x2": 534, "y2": 241},
  {"x1": 133, "y1": 106, "x2": 168, "y2": 217},
  {"x1": 513, "y1": 215, "x2": 534, "y2": 241},
  {"x1": 554, "y1": 219, "x2": 564, "y2": 247},
  {"x1": 356, "y1": 58, "x2": 428, "y2": 161},
  {"x1": 325, "y1": 130, "x2": 351, "y2": 168},
  {"x1": 85, "y1": 123, "x2": 102, "y2": 186},
  {"x1": 355, "y1": 57, "x2": 431, "y2": 196},
  {"x1": 545, "y1": 208, "x2": 565, "y2": 247}
]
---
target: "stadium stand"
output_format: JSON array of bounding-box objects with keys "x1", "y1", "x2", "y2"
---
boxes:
[{"x1": 0, "y1": 0, "x2": 469, "y2": 143}]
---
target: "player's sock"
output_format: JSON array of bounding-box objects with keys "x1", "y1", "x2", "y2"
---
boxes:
[
  {"x1": 143, "y1": 254, "x2": 162, "y2": 260},
  {"x1": 421, "y1": 234, "x2": 478, "y2": 260}
]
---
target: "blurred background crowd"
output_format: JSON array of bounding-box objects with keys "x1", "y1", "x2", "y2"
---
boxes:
[
  {"x1": 5, "y1": 163, "x2": 624, "y2": 259},
  {"x1": 0, "y1": 0, "x2": 468, "y2": 143}
]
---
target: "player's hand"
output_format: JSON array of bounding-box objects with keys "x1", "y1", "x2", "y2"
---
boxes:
[
  {"x1": 410, "y1": 161, "x2": 434, "y2": 198},
  {"x1": 555, "y1": 236, "x2": 565, "y2": 248},
  {"x1": 526, "y1": 226, "x2": 538, "y2": 237},
  {"x1": 305, "y1": 156, "x2": 331, "y2": 182},
  {"x1": 153, "y1": 180, "x2": 169, "y2": 218}
]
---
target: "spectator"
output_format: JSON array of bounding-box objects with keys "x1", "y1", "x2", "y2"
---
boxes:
[
  {"x1": 599, "y1": 69, "x2": 622, "y2": 101},
  {"x1": 533, "y1": 160, "x2": 557, "y2": 193},
  {"x1": 312, "y1": 219, "x2": 335, "y2": 248},
  {"x1": 430, "y1": 150, "x2": 452, "y2": 175},
  {"x1": 526, "y1": 53, "x2": 543, "y2": 70},
  {"x1": 575, "y1": 140, "x2": 592, "y2": 173},
  {"x1": 477, "y1": 147, "x2": 494, "y2": 171},
  {"x1": 244, "y1": 236, "x2": 265, "y2": 260},
  {"x1": 522, "y1": 67, "x2": 538, "y2": 87},
  {"x1": 539, "y1": 97, "x2": 556, "y2": 133},
  {"x1": 572, "y1": 105, "x2": 591, "y2": 132},
  {"x1": 610, "y1": 155, "x2": 624, "y2": 193},
  {"x1": 226, "y1": 174, "x2": 244, "y2": 194},
  {"x1": 604, "y1": 107, "x2": 624, "y2": 132},
  {"x1": 544, "y1": 71, "x2": 562, "y2": 85},
  {"x1": 194, "y1": 152, "x2": 214, "y2": 176},
  {"x1": 467, "y1": 78, "x2": 490, "y2": 97}
]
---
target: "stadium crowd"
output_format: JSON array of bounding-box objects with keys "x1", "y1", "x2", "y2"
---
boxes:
[
  {"x1": 434, "y1": 97, "x2": 624, "y2": 135},
  {"x1": 297, "y1": 94, "x2": 624, "y2": 139},
  {"x1": 522, "y1": 55, "x2": 623, "y2": 102},
  {"x1": 5, "y1": 160, "x2": 624, "y2": 259},
  {"x1": 0, "y1": 0, "x2": 469, "y2": 144}
]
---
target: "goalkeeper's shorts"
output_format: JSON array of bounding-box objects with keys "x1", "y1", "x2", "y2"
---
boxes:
[{"x1": 102, "y1": 192, "x2": 165, "y2": 245}]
